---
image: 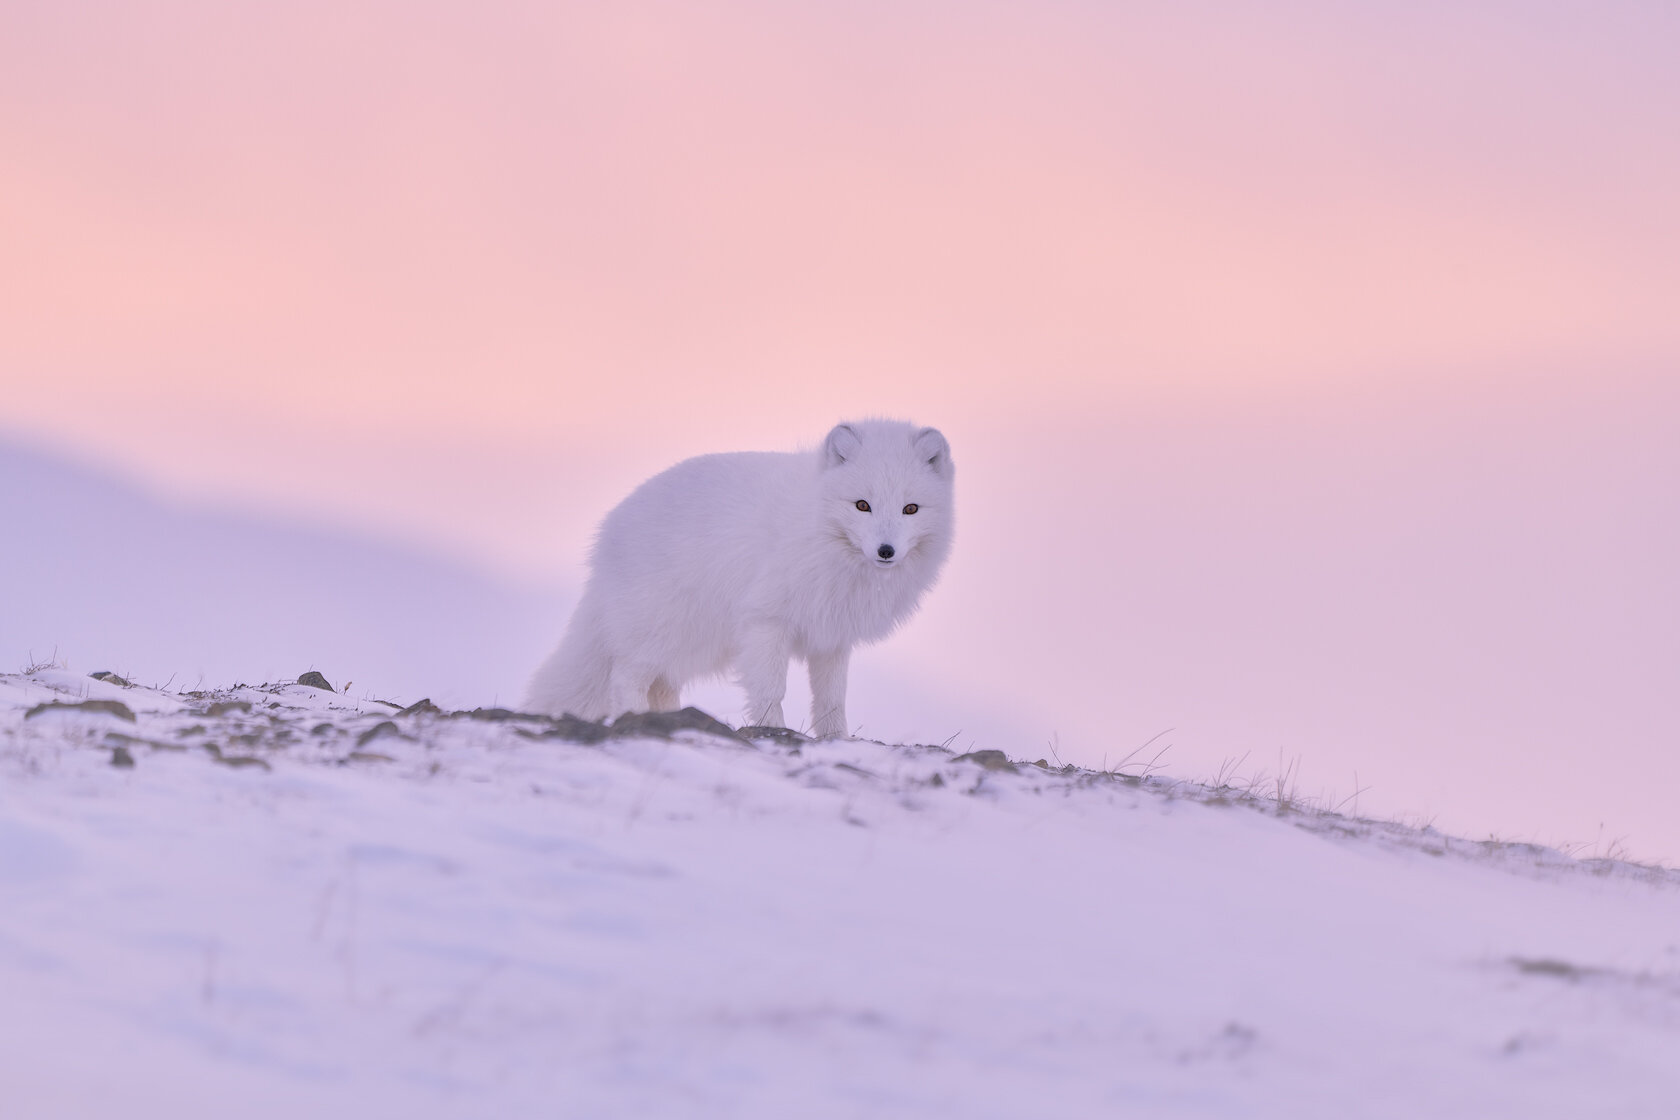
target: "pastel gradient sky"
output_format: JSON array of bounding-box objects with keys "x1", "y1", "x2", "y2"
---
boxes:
[{"x1": 3, "y1": 3, "x2": 1678, "y2": 854}]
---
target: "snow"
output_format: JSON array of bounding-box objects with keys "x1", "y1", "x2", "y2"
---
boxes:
[
  {"x1": 0, "y1": 439, "x2": 571, "y2": 710},
  {"x1": 3, "y1": 669, "x2": 1679, "y2": 1118}
]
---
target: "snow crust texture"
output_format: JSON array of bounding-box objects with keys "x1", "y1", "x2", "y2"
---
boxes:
[{"x1": 3, "y1": 670, "x2": 1680, "y2": 1119}]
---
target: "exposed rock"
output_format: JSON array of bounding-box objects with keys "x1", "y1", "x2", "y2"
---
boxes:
[
  {"x1": 953, "y1": 749, "x2": 1017, "y2": 773},
  {"x1": 106, "y1": 731, "x2": 183, "y2": 753},
  {"x1": 740, "y1": 725, "x2": 810, "y2": 745},
  {"x1": 216, "y1": 755, "x2": 271, "y2": 771},
  {"x1": 611, "y1": 707, "x2": 743, "y2": 742},
  {"x1": 110, "y1": 745, "x2": 136, "y2": 768},
  {"x1": 357, "y1": 721, "x2": 401, "y2": 747},
  {"x1": 25, "y1": 699, "x2": 136, "y2": 723},
  {"x1": 1511, "y1": 957, "x2": 1597, "y2": 981},
  {"x1": 397, "y1": 698, "x2": 440, "y2": 717},
  {"x1": 515, "y1": 715, "x2": 612, "y2": 744},
  {"x1": 205, "y1": 700, "x2": 252, "y2": 716},
  {"x1": 89, "y1": 671, "x2": 133, "y2": 687},
  {"x1": 296, "y1": 671, "x2": 334, "y2": 691},
  {"x1": 458, "y1": 707, "x2": 548, "y2": 723}
]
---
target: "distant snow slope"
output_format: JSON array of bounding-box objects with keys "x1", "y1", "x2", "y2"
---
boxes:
[
  {"x1": 0, "y1": 438, "x2": 571, "y2": 707},
  {"x1": 3, "y1": 669, "x2": 1677, "y2": 1119}
]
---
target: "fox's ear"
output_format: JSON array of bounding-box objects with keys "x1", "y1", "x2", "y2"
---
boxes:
[
  {"x1": 914, "y1": 427, "x2": 951, "y2": 477},
  {"x1": 824, "y1": 423, "x2": 861, "y2": 468}
]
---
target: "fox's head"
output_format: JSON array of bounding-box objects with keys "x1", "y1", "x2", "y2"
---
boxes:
[{"x1": 819, "y1": 419, "x2": 954, "y2": 573}]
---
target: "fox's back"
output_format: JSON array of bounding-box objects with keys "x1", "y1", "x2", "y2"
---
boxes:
[{"x1": 597, "y1": 449, "x2": 806, "y2": 555}]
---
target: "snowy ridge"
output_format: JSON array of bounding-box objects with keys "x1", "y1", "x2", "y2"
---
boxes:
[{"x1": 3, "y1": 669, "x2": 1680, "y2": 1118}]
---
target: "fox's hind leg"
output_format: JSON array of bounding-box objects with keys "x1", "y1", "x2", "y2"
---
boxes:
[
  {"x1": 606, "y1": 661, "x2": 660, "y2": 721},
  {"x1": 737, "y1": 622, "x2": 790, "y2": 729},
  {"x1": 647, "y1": 677, "x2": 680, "y2": 712}
]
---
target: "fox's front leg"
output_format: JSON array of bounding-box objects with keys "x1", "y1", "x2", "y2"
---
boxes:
[
  {"x1": 737, "y1": 623, "x2": 790, "y2": 728},
  {"x1": 808, "y1": 646, "x2": 850, "y2": 739}
]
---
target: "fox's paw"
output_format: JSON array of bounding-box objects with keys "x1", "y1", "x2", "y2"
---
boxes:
[{"x1": 810, "y1": 717, "x2": 850, "y2": 741}]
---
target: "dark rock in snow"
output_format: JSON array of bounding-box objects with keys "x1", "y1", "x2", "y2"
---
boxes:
[
  {"x1": 25, "y1": 699, "x2": 136, "y2": 723},
  {"x1": 90, "y1": 671, "x2": 133, "y2": 686},
  {"x1": 517, "y1": 715, "x2": 612, "y2": 744},
  {"x1": 216, "y1": 755, "x2": 271, "y2": 770},
  {"x1": 397, "y1": 698, "x2": 440, "y2": 717},
  {"x1": 611, "y1": 707, "x2": 743, "y2": 742},
  {"x1": 297, "y1": 671, "x2": 334, "y2": 691},
  {"x1": 740, "y1": 725, "x2": 810, "y2": 745},
  {"x1": 107, "y1": 731, "x2": 183, "y2": 753},
  {"x1": 458, "y1": 707, "x2": 547, "y2": 723},
  {"x1": 110, "y1": 745, "x2": 136, "y2": 768},
  {"x1": 205, "y1": 700, "x2": 252, "y2": 716},
  {"x1": 357, "y1": 721, "x2": 401, "y2": 747},
  {"x1": 953, "y1": 749, "x2": 1017, "y2": 773}
]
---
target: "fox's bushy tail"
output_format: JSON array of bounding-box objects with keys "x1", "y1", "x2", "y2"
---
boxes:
[{"x1": 523, "y1": 596, "x2": 613, "y2": 720}]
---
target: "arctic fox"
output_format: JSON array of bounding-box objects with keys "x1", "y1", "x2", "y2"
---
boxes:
[{"x1": 524, "y1": 420, "x2": 954, "y2": 737}]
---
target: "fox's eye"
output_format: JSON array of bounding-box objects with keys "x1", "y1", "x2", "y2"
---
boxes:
[
  {"x1": 855, "y1": 499, "x2": 871, "y2": 512},
  {"x1": 903, "y1": 503, "x2": 919, "y2": 515}
]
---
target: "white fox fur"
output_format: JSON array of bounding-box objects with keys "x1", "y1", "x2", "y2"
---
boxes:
[{"x1": 524, "y1": 419, "x2": 954, "y2": 737}]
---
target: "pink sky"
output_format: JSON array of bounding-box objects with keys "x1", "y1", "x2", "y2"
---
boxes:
[{"x1": 3, "y1": 2, "x2": 1678, "y2": 855}]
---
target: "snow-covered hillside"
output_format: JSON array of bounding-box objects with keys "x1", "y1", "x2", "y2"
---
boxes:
[
  {"x1": 0, "y1": 439, "x2": 572, "y2": 709},
  {"x1": 3, "y1": 667, "x2": 1678, "y2": 1118}
]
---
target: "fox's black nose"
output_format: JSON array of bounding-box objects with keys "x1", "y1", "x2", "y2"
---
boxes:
[{"x1": 877, "y1": 544, "x2": 895, "y2": 560}]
